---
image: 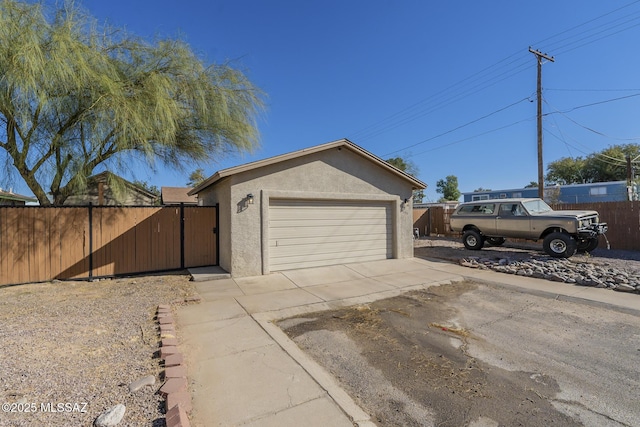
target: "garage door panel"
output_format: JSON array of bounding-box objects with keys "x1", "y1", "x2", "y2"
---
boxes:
[
  {"x1": 270, "y1": 249, "x2": 390, "y2": 271},
  {"x1": 269, "y1": 199, "x2": 393, "y2": 271},
  {"x1": 270, "y1": 207, "x2": 390, "y2": 221},
  {"x1": 270, "y1": 238, "x2": 391, "y2": 257},
  {"x1": 269, "y1": 232, "x2": 391, "y2": 247},
  {"x1": 270, "y1": 218, "x2": 388, "y2": 228},
  {"x1": 270, "y1": 224, "x2": 389, "y2": 239}
]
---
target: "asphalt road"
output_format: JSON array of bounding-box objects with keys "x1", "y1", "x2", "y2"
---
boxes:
[
  {"x1": 456, "y1": 283, "x2": 640, "y2": 427},
  {"x1": 282, "y1": 281, "x2": 640, "y2": 427}
]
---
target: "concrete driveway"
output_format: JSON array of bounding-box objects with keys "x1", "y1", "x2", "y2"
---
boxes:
[{"x1": 176, "y1": 257, "x2": 638, "y2": 427}]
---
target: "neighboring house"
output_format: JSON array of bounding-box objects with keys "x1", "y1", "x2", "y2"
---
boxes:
[
  {"x1": 161, "y1": 187, "x2": 198, "y2": 205},
  {"x1": 463, "y1": 181, "x2": 634, "y2": 203},
  {"x1": 63, "y1": 171, "x2": 158, "y2": 206},
  {"x1": 0, "y1": 188, "x2": 37, "y2": 205},
  {"x1": 189, "y1": 138, "x2": 426, "y2": 277}
]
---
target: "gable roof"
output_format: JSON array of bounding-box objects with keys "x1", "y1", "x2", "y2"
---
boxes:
[
  {"x1": 88, "y1": 171, "x2": 158, "y2": 200},
  {"x1": 161, "y1": 187, "x2": 198, "y2": 204},
  {"x1": 189, "y1": 139, "x2": 427, "y2": 195},
  {"x1": 0, "y1": 189, "x2": 37, "y2": 203}
]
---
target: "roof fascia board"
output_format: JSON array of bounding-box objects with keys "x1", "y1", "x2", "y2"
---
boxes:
[{"x1": 189, "y1": 138, "x2": 426, "y2": 195}]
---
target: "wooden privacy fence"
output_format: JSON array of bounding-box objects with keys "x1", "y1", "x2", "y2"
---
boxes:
[
  {"x1": 413, "y1": 201, "x2": 640, "y2": 252},
  {"x1": 0, "y1": 205, "x2": 218, "y2": 286},
  {"x1": 413, "y1": 206, "x2": 457, "y2": 237},
  {"x1": 551, "y1": 201, "x2": 640, "y2": 252}
]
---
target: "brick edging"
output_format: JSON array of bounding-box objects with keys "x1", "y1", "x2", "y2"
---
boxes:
[{"x1": 156, "y1": 304, "x2": 192, "y2": 427}]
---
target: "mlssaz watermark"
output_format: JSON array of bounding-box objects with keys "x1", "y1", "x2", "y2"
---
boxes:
[{"x1": 2, "y1": 402, "x2": 88, "y2": 413}]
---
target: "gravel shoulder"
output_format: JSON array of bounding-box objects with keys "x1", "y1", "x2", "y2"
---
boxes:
[
  {"x1": 414, "y1": 235, "x2": 640, "y2": 276},
  {"x1": 0, "y1": 273, "x2": 197, "y2": 427}
]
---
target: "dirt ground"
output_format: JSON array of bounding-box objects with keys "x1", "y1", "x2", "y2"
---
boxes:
[
  {"x1": 0, "y1": 273, "x2": 197, "y2": 427},
  {"x1": 279, "y1": 280, "x2": 639, "y2": 427}
]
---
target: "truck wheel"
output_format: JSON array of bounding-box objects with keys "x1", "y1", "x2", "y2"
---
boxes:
[
  {"x1": 486, "y1": 237, "x2": 506, "y2": 246},
  {"x1": 577, "y1": 238, "x2": 599, "y2": 253},
  {"x1": 543, "y1": 232, "x2": 577, "y2": 258},
  {"x1": 462, "y1": 230, "x2": 484, "y2": 250}
]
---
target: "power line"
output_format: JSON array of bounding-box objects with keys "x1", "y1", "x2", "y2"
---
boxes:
[
  {"x1": 544, "y1": 93, "x2": 640, "y2": 114},
  {"x1": 348, "y1": 1, "x2": 640, "y2": 157},
  {"x1": 411, "y1": 116, "x2": 535, "y2": 157},
  {"x1": 382, "y1": 97, "x2": 531, "y2": 157}
]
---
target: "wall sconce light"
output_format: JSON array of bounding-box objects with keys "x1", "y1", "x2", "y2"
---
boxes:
[{"x1": 247, "y1": 193, "x2": 254, "y2": 205}]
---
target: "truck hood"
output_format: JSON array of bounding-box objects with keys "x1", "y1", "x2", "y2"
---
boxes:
[{"x1": 535, "y1": 210, "x2": 599, "y2": 218}]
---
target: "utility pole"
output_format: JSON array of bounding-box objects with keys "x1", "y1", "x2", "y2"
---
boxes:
[{"x1": 529, "y1": 47, "x2": 554, "y2": 199}]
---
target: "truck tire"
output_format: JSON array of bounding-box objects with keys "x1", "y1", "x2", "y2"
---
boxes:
[
  {"x1": 543, "y1": 232, "x2": 577, "y2": 258},
  {"x1": 462, "y1": 230, "x2": 484, "y2": 250},
  {"x1": 486, "y1": 237, "x2": 506, "y2": 246},
  {"x1": 577, "y1": 238, "x2": 599, "y2": 253}
]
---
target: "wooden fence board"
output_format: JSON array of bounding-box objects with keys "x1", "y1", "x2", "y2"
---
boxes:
[
  {"x1": 184, "y1": 207, "x2": 217, "y2": 268},
  {"x1": 0, "y1": 205, "x2": 217, "y2": 286},
  {"x1": 553, "y1": 201, "x2": 640, "y2": 251}
]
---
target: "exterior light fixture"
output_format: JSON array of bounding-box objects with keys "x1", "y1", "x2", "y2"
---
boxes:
[{"x1": 247, "y1": 194, "x2": 254, "y2": 205}]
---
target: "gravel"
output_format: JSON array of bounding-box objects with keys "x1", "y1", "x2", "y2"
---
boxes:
[
  {"x1": 414, "y1": 235, "x2": 640, "y2": 274},
  {"x1": 0, "y1": 273, "x2": 197, "y2": 427}
]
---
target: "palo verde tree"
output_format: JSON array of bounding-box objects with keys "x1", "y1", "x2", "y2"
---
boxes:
[
  {"x1": 187, "y1": 168, "x2": 207, "y2": 188},
  {"x1": 0, "y1": 0, "x2": 264, "y2": 205}
]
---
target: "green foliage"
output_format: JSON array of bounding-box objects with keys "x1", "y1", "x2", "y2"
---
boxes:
[
  {"x1": 385, "y1": 156, "x2": 423, "y2": 203},
  {"x1": 436, "y1": 175, "x2": 461, "y2": 202},
  {"x1": 473, "y1": 187, "x2": 491, "y2": 192},
  {"x1": 133, "y1": 180, "x2": 161, "y2": 205},
  {"x1": 545, "y1": 144, "x2": 640, "y2": 184},
  {"x1": 545, "y1": 157, "x2": 588, "y2": 185},
  {"x1": 0, "y1": 0, "x2": 264, "y2": 205},
  {"x1": 187, "y1": 168, "x2": 207, "y2": 187},
  {"x1": 524, "y1": 181, "x2": 539, "y2": 188}
]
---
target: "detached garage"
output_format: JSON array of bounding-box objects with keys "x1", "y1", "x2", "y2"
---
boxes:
[{"x1": 190, "y1": 139, "x2": 426, "y2": 277}]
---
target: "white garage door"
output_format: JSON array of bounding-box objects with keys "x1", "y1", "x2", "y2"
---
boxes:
[{"x1": 269, "y1": 199, "x2": 393, "y2": 271}]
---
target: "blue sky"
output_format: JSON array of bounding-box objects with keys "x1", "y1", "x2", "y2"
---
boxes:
[{"x1": 8, "y1": 1, "x2": 640, "y2": 201}]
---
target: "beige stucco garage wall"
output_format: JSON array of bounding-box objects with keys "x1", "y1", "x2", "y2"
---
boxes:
[{"x1": 198, "y1": 145, "x2": 418, "y2": 277}]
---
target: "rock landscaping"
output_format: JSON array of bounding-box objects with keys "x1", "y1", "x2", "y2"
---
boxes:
[{"x1": 459, "y1": 256, "x2": 640, "y2": 293}]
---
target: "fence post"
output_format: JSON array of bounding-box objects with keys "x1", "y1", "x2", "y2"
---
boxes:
[
  {"x1": 180, "y1": 203, "x2": 185, "y2": 269},
  {"x1": 88, "y1": 203, "x2": 93, "y2": 281},
  {"x1": 215, "y1": 203, "x2": 220, "y2": 266}
]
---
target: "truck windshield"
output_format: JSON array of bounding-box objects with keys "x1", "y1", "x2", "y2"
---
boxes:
[{"x1": 522, "y1": 199, "x2": 553, "y2": 214}]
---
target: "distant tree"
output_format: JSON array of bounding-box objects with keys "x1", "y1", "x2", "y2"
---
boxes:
[
  {"x1": 544, "y1": 185, "x2": 561, "y2": 204},
  {"x1": 386, "y1": 156, "x2": 424, "y2": 203},
  {"x1": 436, "y1": 175, "x2": 461, "y2": 202},
  {"x1": 0, "y1": 0, "x2": 264, "y2": 205},
  {"x1": 583, "y1": 144, "x2": 640, "y2": 183},
  {"x1": 473, "y1": 187, "x2": 491, "y2": 192},
  {"x1": 525, "y1": 182, "x2": 539, "y2": 188},
  {"x1": 546, "y1": 144, "x2": 640, "y2": 184},
  {"x1": 187, "y1": 168, "x2": 207, "y2": 187},
  {"x1": 133, "y1": 180, "x2": 161, "y2": 205},
  {"x1": 545, "y1": 157, "x2": 587, "y2": 185}
]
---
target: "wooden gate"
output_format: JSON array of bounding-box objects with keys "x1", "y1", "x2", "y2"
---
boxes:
[{"x1": 0, "y1": 204, "x2": 218, "y2": 286}]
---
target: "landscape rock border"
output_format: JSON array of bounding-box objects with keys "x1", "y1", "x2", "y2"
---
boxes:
[
  {"x1": 459, "y1": 256, "x2": 640, "y2": 293},
  {"x1": 156, "y1": 304, "x2": 193, "y2": 427}
]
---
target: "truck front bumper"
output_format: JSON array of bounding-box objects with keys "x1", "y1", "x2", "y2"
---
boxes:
[{"x1": 578, "y1": 223, "x2": 608, "y2": 239}]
